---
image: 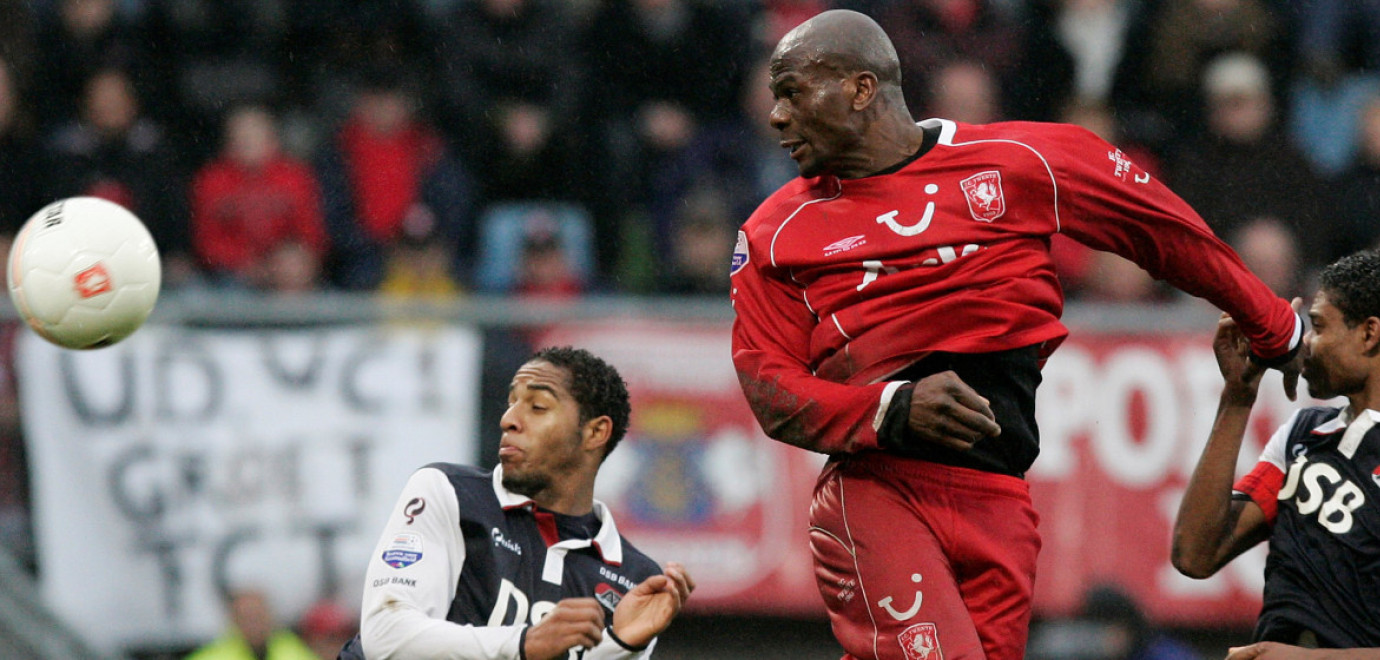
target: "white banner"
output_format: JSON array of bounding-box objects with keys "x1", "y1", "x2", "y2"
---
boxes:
[{"x1": 16, "y1": 324, "x2": 481, "y2": 652}]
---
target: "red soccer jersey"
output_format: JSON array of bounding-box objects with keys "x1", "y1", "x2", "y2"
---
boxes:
[{"x1": 731, "y1": 119, "x2": 1299, "y2": 455}]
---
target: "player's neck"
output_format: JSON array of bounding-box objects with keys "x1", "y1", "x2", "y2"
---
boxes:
[
  {"x1": 529, "y1": 477, "x2": 596, "y2": 516},
  {"x1": 845, "y1": 120, "x2": 927, "y2": 179}
]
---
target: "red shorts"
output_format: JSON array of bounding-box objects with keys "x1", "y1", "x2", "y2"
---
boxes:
[{"x1": 809, "y1": 452, "x2": 1041, "y2": 660}]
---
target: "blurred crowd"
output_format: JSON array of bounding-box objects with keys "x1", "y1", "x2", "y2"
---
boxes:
[{"x1": 0, "y1": 0, "x2": 1371, "y2": 304}]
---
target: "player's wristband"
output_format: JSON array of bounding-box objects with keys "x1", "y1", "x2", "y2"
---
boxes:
[
  {"x1": 1248, "y1": 340, "x2": 1301, "y2": 369},
  {"x1": 607, "y1": 625, "x2": 650, "y2": 652}
]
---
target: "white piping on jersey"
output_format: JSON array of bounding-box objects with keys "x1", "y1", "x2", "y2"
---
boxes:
[
  {"x1": 832, "y1": 314, "x2": 853, "y2": 340},
  {"x1": 921, "y1": 117, "x2": 1063, "y2": 233},
  {"x1": 770, "y1": 188, "x2": 844, "y2": 268},
  {"x1": 817, "y1": 469, "x2": 881, "y2": 659}
]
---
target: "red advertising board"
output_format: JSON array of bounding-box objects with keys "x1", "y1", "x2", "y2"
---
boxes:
[{"x1": 540, "y1": 322, "x2": 1309, "y2": 626}]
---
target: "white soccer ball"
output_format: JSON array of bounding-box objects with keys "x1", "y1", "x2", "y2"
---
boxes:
[{"x1": 7, "y1": 197, "x2": 161, "y2": 349}]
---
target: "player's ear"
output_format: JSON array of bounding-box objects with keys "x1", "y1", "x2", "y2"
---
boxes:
[
  {"x1": 582, "y1": 416, "x2": 612, "y2": 454},
  {"x1": 1362, "y1": 316, "x2": 1380, "y2": 356},
  {"x1": 850, "y1": 72, "x2": 878, "y2": 111}
]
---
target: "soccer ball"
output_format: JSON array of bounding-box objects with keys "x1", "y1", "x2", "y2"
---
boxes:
[{"x1": 7, "y1": 197, "x2": 161, "y2": 349}]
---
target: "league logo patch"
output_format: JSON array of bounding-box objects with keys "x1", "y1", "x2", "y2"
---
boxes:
[
  {"x1": 731, "y1": 230, "x2": 749, "y2": 276},
  {"x1": 382, "y1": 532, "x2": 424, "y2": 569},
  {"x1": 959, "y1": 171, "x2": 1005, "y2": 223},
  {"x1": 1372, "y1": 465, "x2": 1380, "y2": 489},
  {"x1": 595, "y1": 583, "x2": 623, "y2": 611},
  {"x1": 898, "y1": 622, "x2": 943, "y2": 660}
]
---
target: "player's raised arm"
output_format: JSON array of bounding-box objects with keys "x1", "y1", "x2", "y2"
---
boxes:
[
  {"x1": 1048, "y1": 124, "x2": 1304, "y2": 398},
  {"x1": 1172, "y1": 314, "x2": 1273, "y2": 578}
]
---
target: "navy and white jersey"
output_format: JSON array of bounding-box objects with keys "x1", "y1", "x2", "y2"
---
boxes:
[
  {"x1": 340, "y1": 463, "x2": 663, "y2": 659},
  {"x1": 1233, "y1": 407, "x2": 1380, "y2": 647}
]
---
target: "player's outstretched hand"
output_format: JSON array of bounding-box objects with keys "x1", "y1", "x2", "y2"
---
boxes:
[
  {"x1": 611, "y1": 561, "x2": 696, "y2": 649},
  {"x1": 1214, "y1": 313, "x2": 1265, "y2": 406},
  {"x1": 524, "y1": 598, "x2": 605, "y2": 660},
  {"x1": 907, "y1": 371, "x2": 1001, "y2": 452}
]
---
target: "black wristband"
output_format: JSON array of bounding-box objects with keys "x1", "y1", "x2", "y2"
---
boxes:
[
  {"x1": 877, "y1": 382, "x2": 916, "y2": 451},
  {"x1": 607, "y1": 625, "x2": 650, "y2": 652},
  {"x1": 518, "y1": 626, "x2": 529, "y2": 660},
  {"x1": 1249, "y1": 341, "x2": 1300, "y2": 369}
]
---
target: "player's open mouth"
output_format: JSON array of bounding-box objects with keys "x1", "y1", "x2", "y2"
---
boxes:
[{"x1": 782, "y1": 140, "x2": 806, "y2": 159}]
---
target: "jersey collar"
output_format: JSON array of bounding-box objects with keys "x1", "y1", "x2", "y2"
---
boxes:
[
  {"x1": 489, "y1": 466, "x2": 625, "y2": 565},
  {"x1": 1310, "y1": 407, "x2": 1380, "y2": 459}
]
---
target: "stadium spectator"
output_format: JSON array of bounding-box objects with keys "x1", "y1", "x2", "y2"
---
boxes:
[
  {"x1": 314, "y1": 70, "x2": 473, "y2": 290},
  {"x1": 875, "y1": 0, "x2": 1024, "y2": 116},
  {"x1": 338, "y1": 346, "x2": 695, "y2": 659},
  {"x1": 654, "y1": 185, "x2": 737, "y2": 296},
  {"x1": 433, "y1": 0, "x2": 584, "y2": 202},
  {"x1": 186, "y1": 588, "x2": 317, "y2": 660},
  {"x1": 43, "y1": 66, "x2": 194, "y2": 288},
  {"x1": 31, "y1": 0, "x2": 149, "y2": 133},
  {"x1": 1325, "y1": 93, "x2": 1380, "y2": 263},
  {"x1": 732, "y1": 11, "x2": 1304, "y2": 660},
  {"x1": 1290, "y1": 0, "x2": 1380, "y2": 175},
  {"x1": 140, "y1": 0, "x2": 285, "y2": 167},
  {"x1": 1027, "y1": 583, "x2": 1202, "y2": 660},
  {"x1": 1229, "y1": 216, "x2": 1305, "y2": 300},
  {"x1": 1173, "y1": 249, "x2": 1380, "y2": 652},
  {"x1": 579, "y1": 0, "x2": 755, "y2": 280},
  {"x1": 189, "y1": 104, "x2": 328, "y2": 291},
  {"x1": 924, "y1": 58, "x2": 1003, "y2": 124},
  {"x1": 1110, "y1": 0, "x2": 1287, "y2": 151},
  {"x1": 1166, "y1": 52, "x2": 1327, "y2": 271}
]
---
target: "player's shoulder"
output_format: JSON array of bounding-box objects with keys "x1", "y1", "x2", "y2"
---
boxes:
[
  {"x1": 615, "y1": 535, "x2": 664, "y2": 581},
  {"x1": 943, "y1": 119, "x2": 1106, "y2": 151},
  {"x1": 743, "y1": 176, "x2": 834, "y2": 231},
  {"x1": 418, "y1": 462, "x2": 495, "y2": 500},
  {"x1": 1291, "y1": 406, "x2": 1346, "y2": 432},
  {"x1": 420, "y1": 461, "x2": 488, "y2": 482}
]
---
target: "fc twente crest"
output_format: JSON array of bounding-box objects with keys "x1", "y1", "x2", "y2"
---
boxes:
[{"x1": 960, "y1": 171, "x2": 1005, "y2": 223}]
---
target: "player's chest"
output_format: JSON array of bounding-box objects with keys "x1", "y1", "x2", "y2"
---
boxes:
[{"x1": 764, "y1": 166, "x2": 1053, "y2": 271}]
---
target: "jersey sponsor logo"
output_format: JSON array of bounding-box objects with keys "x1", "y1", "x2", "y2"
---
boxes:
[
  {"x1": 1278, "y1": 454, "x2": 1367, "y2": 534},
  {"x1": 595, "y1": 583, "x2": 623, "y2": 611},
  {"x1": 959, "y1": 171, "x2": 1005, "y2": 222},
  {"x1": 731, "y1": 231, "x2": 749, "y2": 276},
  {"x1": 404, "y1": 497, "x2": 426, "y2": 524},
  {"x1": 898, "y1": 622, "x2": 943, "y2": 660},
  {"x1": 491, "y1": 528, "x2": 522, "y2": 555},
  {"x1": 599, "y1": 565, "x2": 637, "y2": 591},
  {"x1": 382, "y1": 532, "x2": 424, "y2": 568},
  {"x1": 823, "y1": 234, "x2": 867, "y2": 256}
]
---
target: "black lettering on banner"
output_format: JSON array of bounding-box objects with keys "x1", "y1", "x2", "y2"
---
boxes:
[
  {"x1": 258, "y1": 331, "x2": 328, "y2": 390},
  {"x1": 309, "y1": 522, "x2": 351, "y2": 599},
  {"x1": 154, "y1": 338, "x2": 222, "y2": 422},
  {"x1": 108, "y1": 443, "x2": 164, "y2": 521},
  {"x1": 341, "y1": 335, "x2": 387, "y2": 413},
  {"x1": 59, "y1": 349, "x2": 134, "y2": 426},
  {"x1": 144, "y1": 535, "x2": 190, "y2": 619}
]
